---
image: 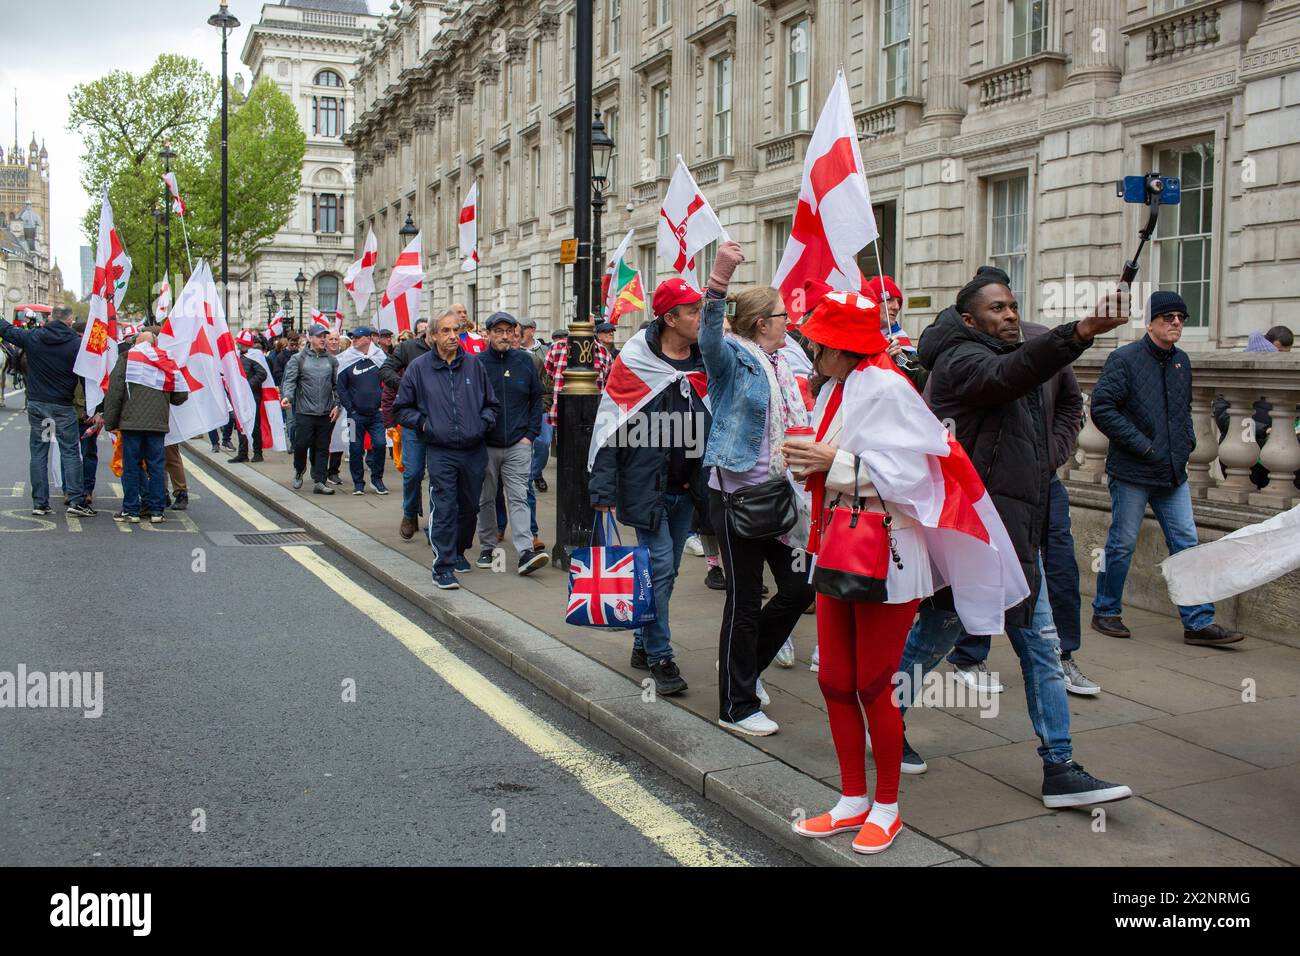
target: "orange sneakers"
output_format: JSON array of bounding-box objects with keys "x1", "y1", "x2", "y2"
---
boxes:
[
  {"x1": 851, "y1": 816, "x2": 903, "y2": 854},
  {"x1": 792, "y1": 809, "x2": 870, "y2": 838}
]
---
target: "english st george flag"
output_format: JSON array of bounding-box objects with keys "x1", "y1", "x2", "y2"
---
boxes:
[
  {"x1": 162, "y1": 171, "x2": 186, "y2": 217},
  {"x1": 377, "y1": 230, "x2": 424, "y2": 335},
  {"x1": 459, "y1": 183, "x2": 478, "y2": 272},
  {"x1": 245, "y1": 347, "x2": 288, "y2": 452},
  {"x1": 74, "y1": 187, "x2": 133, "y2": 413},
  {"x1": 344, "y1": 227, "x2": 378, "y2": 314},
  {"x1": 771, "y1": 71, "x2": 878, "y2": 323}
]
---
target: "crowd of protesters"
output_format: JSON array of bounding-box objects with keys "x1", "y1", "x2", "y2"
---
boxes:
[{"x1": 4, "y1": 249, "x2": 1294, "y2": 858}]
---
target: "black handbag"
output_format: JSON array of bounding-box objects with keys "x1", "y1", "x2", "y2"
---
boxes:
[{"x1": 718, "y1": 469, "x2": 798, "y2": 541}]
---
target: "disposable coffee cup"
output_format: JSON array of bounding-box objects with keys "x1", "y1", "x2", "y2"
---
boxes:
[{"x1": 786, "y1": 426, "x2": 814, "y2": 441}]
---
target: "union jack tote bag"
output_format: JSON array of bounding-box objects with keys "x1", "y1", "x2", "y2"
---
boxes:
[{"x1": 565, "y1": 513, "x2": 657, "y2": 630}]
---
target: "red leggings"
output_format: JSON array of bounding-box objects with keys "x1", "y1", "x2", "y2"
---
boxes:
[{"x1": 815, "y1": 595, "x2": 921, "y2": 804}]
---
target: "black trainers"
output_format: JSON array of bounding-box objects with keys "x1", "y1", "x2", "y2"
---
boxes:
[
  {"x1": 227, "y1": 454, "x2": 249, "y2": 463},
  {"x1": 170, "y1": 492, "x2": 189, "y2": 511},
  {"x1": 1091, "y1": 614, "x2": 1131, "y2": 639},
  {"x1": 534, "y1": 476, "x2": 548, "y2": 492},
  {"x1": 476, "y1": 547, "x2": 496, "y2": 569},
  {"x1": 112, "y1": 512, "x2": 140, "y2": 524},
  {"x1": 31, "y1": 505, "x2": 52, "y2": 516},
  {"x1": 326, "y1": 474, "x2": 343, "y2": 486},
  {"x1": 901, "y1": 736, "x2": 928, "y2": 774},
  {"x1": 1042, "y1": 761, "x2": 1133, "y2": 809},
  {"x1": 1184, "y1": 623, "x2": 1244, "y2": 647},
  {"x1": 66, "y1": 503, "x2": 97, "y2": 517},
  {"x1": 704, "y1": 566, "x2": 726, "y2": 591},
  {"x1": 250, "y1": 453, "x2": 264, "y2": 463},
  {"x1": 518, "y1": 548, "x2": 550, "y2": 576},
  {"x1": 649, "y1": 659, "x2": 688, "y2": 696},
  {"x1": 630, "y1": 647, "x2": 650, "y2": 670}
]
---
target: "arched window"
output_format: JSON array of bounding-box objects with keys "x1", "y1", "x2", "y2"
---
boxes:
[
  {"x1": 317, "y1": 275, "x2": 340, "y2": 313},
  {"x1": 314, "y1": 69, "x2": 343, "y2": 87}
]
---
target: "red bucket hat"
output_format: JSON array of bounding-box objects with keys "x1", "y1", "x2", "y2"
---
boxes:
[
  {"x1": 235, "y1": 329, "x2": 258, "y2": 347},
  {"x1": 798, "y1": 291, "x2": 888, "y2": 355}
]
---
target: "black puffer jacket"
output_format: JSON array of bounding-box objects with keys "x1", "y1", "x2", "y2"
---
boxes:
[
  {"x1": 918, "y1": 307, "x2": 1091, "y2": 626},
  {"x1": 1090, "y1": 335, "x2": 1195, "y2": 489}
]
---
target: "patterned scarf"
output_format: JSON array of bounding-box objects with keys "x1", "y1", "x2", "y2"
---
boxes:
[{"x1": 732, "y1": 334, "x2": 809, "y2": 477}]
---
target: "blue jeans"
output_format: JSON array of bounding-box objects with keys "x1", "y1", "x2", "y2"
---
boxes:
[
  {"x1": 1093, "y1": 477, "x2": 1214, "y2": 631},
  {"x1": 425, "y1": 444, "x2": 487, "y2": 576},
  {"x1": 527, "y1": 420, "x2": 552, "y2": 536},
  {"x1": 632, "y1": 492, "x2": 696, "y2": 666},
  {"x1": 400, "y1": 425, "x2": 428, "y2": 519},
  {"x1": 347, "y1": 410, "x2": 386, "y2": 487},
  {"x1": 80, "y1": 428, "x2": 99, "y2": 497},
  {"x1": 949, "y1": 476, "x2": 1084, "y2": 666},
  {"x1": 27, "y1": 401, "x2": 85, "y2": 508},
  {"x1": 121, "y1": 431, "x2": 167, "y2": 515},
  {"x1": 900, "y1": 559, "x2": 1073, "y2": 766}
]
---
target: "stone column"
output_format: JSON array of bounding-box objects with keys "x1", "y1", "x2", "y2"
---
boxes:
[
  {"x1": 1251, "y1": 394, "x2": 1300, "y2": 509},
  {"x1": 815, "y1": 0, "x2": 849, "y2": 98},
  {"x1": 924, "y1": 0, "x2": 967, "y2": 121},
  {"x1": 1186, "y1": 389, "x2": 1221, "y2": 498},
  {"x1": 1208, "y1": 389, "x2": 1265, "y2": 504},
  {"x1": 670, "y1": 0, "x2": 695, "y2": 164},
  {"x1": 732, "y1": 0, "x2": 762, "y2": 178},
  {"x1": 1071, "y1": 391, "x2": 1110, "y2": 483},
  {"x1": 1068, "y1": 0, "x2": 1124, "y2": 83}
]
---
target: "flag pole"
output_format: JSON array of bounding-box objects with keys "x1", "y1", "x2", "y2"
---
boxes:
[
  {"x1": 178, "y1": 212, "x2": 194, "y2": 275},
  {"x1": 870, "y1": 237, "x2": 891, "y2": 339}
]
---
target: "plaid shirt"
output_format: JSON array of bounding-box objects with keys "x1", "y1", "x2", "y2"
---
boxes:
[{"x1": 543, "y1": 339, "x2": 611, "y2": 425}]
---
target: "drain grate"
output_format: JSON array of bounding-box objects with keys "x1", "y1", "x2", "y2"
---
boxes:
[{"x1": 231, "y1": 530, "x2": 318, "y2": 546}]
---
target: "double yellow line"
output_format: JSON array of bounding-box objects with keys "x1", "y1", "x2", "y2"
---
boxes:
[{"x1": 186, "y1": 457, "x2": 747, "y2": 866}]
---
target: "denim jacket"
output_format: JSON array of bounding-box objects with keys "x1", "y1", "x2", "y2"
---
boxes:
[{"x1": 698, "y1": 293, "x2": 772, "y2": 472}]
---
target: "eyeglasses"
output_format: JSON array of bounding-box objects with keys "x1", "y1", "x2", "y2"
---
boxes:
[{"x1": 763, "y1": 312, "x2": 788, "y2": 322}]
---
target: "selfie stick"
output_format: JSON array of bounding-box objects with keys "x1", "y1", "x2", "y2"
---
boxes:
[{"x1": 1119, "y1": 176, "x2": 1166, "y2": 288}]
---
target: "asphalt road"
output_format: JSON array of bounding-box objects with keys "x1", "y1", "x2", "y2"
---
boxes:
[{"x1": 0, "y1": 394, "x2": 801, "y2": 866}]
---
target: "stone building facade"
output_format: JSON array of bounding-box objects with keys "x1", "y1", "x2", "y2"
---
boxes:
[
  {"x1": 241, "y1": 0, "x2": 380, "y2": 331},
  {"x1": 0, "y1": 129, "x2": 53, "y2": 311},
  {"x1": 348, "y1": 0, "x2": 1299, "y2": 349}
]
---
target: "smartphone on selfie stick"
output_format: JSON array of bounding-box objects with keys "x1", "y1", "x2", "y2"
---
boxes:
[{"x1": 1117, "y1": 173, "x2": 1181, "y2": 288}]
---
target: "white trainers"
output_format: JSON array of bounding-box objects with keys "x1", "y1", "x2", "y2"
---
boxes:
[
  {"x1": 683, "y1": 533, "x2": 704, "y2": 557},
  {"x1": 719, "y1": 711, "x2": 779, "y2": 737},
  {"x1": 756, "y1": 677, "x2": 771, "y2": 707},
  {"x1": 810, "y1": 645, "x2": 820, "y2": 673},
  {"x1": 774, "y1": 636, "x2": 795, "y2": 668},
  {"x1": 952, "y1": 661, "x2": 1003, "y2": 694}
]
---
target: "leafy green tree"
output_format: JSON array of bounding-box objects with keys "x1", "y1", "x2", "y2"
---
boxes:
[{"x1": 69, "y1": 58, "x2": 306, "y2": 318}]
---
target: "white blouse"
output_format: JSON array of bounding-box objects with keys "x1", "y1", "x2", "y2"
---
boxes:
[{"x1": 809, "y1": 389, "x2": 936, "y2": 605}]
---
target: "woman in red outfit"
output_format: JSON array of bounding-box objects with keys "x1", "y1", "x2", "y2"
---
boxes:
[{"x1": 783, "y1": 291, "x2": 1023, "y2": 854}]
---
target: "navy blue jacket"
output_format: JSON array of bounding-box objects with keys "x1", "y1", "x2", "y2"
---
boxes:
[
  {"x1": 0, "y1": 318, "x2": 81, "y2": 405},
  {"x1": 588, "y1": 323, "x2": 712, "y2": 531},
  {"x1": 478, "y1": 345, "x2": 543, "y2": 447},
  {"x1": 1090, "y1": 335, "x2": 1196, "y2": 489},
  {"x1": 393, "y1": 346, "x2": 499, "y2": 450},
  {"x1": 336, "y1": 350, "x2": 384, "y2": 417}
]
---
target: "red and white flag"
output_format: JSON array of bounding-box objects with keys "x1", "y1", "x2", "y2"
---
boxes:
[
  {"x1": 657, "y1": 156, "x2": 727, "y2": 291},
  {"x1": 459, "y1": 183, "x2": 478, "y2": 272},
  {"x1": 309, "y1": 307, "x2": 344, "y2": 336},
  {"x1": 162, "y1": 171, "x2": 186, "y2": 217},
  {"x1": 378, "y1": 231, "x2": 424, "y2": 334},
  {"x1": 125, "y1": 343, "x2": 191, "y2": 393},
  {"x1": 160, "y1": 265, "x2": 226, "y2": 445},
  {"x1": 772, "y1": 71, "x2": 878, "y2": 323},
  {"x1": 75, "y1": 187, "x2": 133, "y2": 412},
  {"x1": 376, "y1": 285, "x2": 420, "y2": 336},
  {"x1": 154, "y1": 275, "x2": 172, "y2": 323},
  {"x1": 268, "y1": 309, "x2": 284, "y2": 338},
  {"x1": 245, "y1": 347, "x2": 287, "y2": 452},
  {"x1": 194, "y1": 261, "x2": 258, "y2": 435},
  {"x1": 343, "y1": 227, "x2": 378, "y2": 314},
  {"x1": 587, "y1": 328, "x2": 710, "y2": 471}
]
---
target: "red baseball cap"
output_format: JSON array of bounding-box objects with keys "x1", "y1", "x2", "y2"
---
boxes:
[
  {"x1": 651, "y1": 278, "x2": 703, "y2": 317},
  {"x1": 864, "y1": 276, "x2": 903, "y2": 303},
  {"x1": 798, "y1": 291, "x2": 888, "y2": 355}
]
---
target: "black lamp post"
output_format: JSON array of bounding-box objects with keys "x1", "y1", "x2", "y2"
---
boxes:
[
  {"x1": 397, "y1": 211, "x2": 419, "y2": 320},
  {"x1": 208, "y1": 0, "x2": 240, "y2": 316},
  {"x1": 150, "y1": 203, "x2": 163, "y2": 323},
  {"x1": 589, "y1": 109, "x2": 615, "y2": 318},
  {"x1": 263, "y1": 287, "x2": 278, "y2": 323},
  {"x1": 553, "y1": 0, "x2": 597, "y2": 569},
  {"x1": 158, "y1": 145, "x2": 175, "y2": 293},
  {"x1": 295, "y1": 268, "x2": 308, "y2": 331}
]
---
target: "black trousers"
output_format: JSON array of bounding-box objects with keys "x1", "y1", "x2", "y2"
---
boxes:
[
  {"x1": 237, "y1": 420, "x2": 263, "y2": 458},
  {"x1": 328, "y1": 450, "x2": 343, "y2": 478},
  {"x1": 708, "y1": 488, "x2": 814, "y2": 723},
  {"x1": 292, "y1": 412, "x2": 332, "y2": 483}
]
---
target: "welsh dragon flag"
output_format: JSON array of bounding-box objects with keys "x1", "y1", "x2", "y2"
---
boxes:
[
  {"x1": 600, "y1": 229, "x2": 645, "y2": 326},
  {"x1": 74, "y1": 187, "x2": 133, "y2": 413},
  {"x1": 587, "y1": 328, "x2": 710, "y2": 471}
]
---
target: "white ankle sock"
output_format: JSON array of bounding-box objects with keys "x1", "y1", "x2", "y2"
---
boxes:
[
  {"x1": 829, "y1": 794, "x2": 871, "y2": 822},
  {"x1": 866, "y1": 801, "x2": 899, "y2": 830}
]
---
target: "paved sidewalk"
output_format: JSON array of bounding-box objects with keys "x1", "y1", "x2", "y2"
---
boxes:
[{"x1": 206, "y1": 444, "x2": 1298, "y2": 866}]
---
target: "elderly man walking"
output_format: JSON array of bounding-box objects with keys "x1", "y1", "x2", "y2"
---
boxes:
[
  {"x1": 281, "y1": 321, "x2": 340, "y2": 495},
  {"x1": 394, "y1": 307, "x2": 499, "y2": 590}
]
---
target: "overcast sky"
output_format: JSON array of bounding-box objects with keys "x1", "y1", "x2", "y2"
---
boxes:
[{"x1": 0, "y1": 0, "x2": 365, "y2": 293}]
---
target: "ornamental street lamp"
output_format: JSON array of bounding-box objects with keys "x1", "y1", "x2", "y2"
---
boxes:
[
  {"x1": 150, "y1": 203, "x2": 164, "y2": 323},
  {"x1": 588, "y1": 109, "x2": 615, "y2": 319},
  {"x1": 553, "y1": 0, "x2": 597, "y2": 569},
  {"x1": 208, "y1": 0, "x2": 240, "y2": 316},
  {"x1": 295, "y1": 267, "x2": 308, "y2": 330},
  {"x1": 264, "y1": 287, "x2": 278, "y2": 322}
]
